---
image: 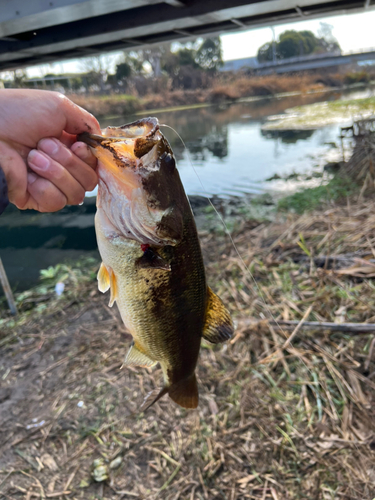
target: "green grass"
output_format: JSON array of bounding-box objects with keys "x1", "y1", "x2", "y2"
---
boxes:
[
  {"x1": 96, "y1": 94, "x2": 138, "y2": 101},
  {"x1": 277, "y1": 174, "x2": 360, "y2": 214},
  {"x1": 263, "y1": 95, "x2": 375, "y2": 130}
]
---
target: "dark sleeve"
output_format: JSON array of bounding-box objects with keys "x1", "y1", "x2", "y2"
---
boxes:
[{"x1": 0, "y1": 165, "x2": 9, "y2": 215}]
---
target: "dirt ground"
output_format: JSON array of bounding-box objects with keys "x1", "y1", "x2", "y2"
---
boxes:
[{"x1": 1, "y1": 199, "x2": 375, "y2": 500}]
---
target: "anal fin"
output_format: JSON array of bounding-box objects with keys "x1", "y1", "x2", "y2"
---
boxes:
[
  {"x1": 124, "y1": 342, "x2": 157, "y2": 368},
  {"x1": 202, "y1": 286, "x2": 234, "y2": 344}
]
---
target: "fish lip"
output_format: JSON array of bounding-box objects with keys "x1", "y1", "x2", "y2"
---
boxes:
[
  {"x1": 78, "y1": 117, "x2": 161, "y2": 147},
  {"x1": 77, "y1": 132, "x2": 108, "y2": 147}
]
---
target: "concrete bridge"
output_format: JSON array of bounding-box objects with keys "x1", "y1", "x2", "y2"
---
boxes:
[
  {"x1": 222, "y1": 48, "x2": 375, "y2": 74},
  {"x1": 0, "y1": 0, "x2": 374, "y2": 72},
  {"x1": 256, "y1": 48, "x2": 375, "y2": 74}
]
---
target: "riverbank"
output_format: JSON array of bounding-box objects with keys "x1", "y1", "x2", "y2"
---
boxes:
[
  {"x1": 263, "y1": 94, "x2": 375, "y2": 130},
  {"x1": 1, "y1": 181, "x2": 375, "y2": 498},
  {"x1": 69, "y1": 71, "x2": 372, "y2": 118}
]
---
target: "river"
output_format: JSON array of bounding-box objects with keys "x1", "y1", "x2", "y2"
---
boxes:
[{"x1": 0, "y1": 90, "x2": 356, "y2": 292}]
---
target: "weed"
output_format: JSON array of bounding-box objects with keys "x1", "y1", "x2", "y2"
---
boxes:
[{"x1": 278, "y1": 174, "x2": 359, "y2": 213}]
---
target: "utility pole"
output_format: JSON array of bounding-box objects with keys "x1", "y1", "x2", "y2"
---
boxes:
[
  {"x1": 0, "y1": 257, "x2": 17, "y2": 315},
  {"x1": 271, "y1": 26, "x2": 276, "y2": 63}
]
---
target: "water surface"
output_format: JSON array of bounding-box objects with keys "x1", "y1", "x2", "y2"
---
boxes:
[
  {"x1": 100, "y1": 91, "x2": 344, "y2": 197},
  {"x1": 0, "y1": 91, "x2": 353, "y2": 292}
]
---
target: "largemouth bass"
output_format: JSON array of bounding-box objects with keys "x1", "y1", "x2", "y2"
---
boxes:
[{"x1": 79, "y1": 117, "x2": 233, "y2": 409}]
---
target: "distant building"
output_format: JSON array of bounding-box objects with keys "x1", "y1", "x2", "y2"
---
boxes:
[{"x1": 220, "y1": 57, "x2": 260, "y2": 72}]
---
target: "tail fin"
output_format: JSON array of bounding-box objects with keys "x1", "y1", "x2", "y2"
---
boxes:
[
  {"x1": 169, "y1": 374, "x2": 199, "y2": 409},
  {"x1": 140, "y1": 374, "x2": 199, "y2": 412}
]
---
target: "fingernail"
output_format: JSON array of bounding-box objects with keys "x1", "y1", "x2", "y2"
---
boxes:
[
  {"x1": 28, "y1": 150, "x2": 50, "y2": 171},
  {"x1": 39, "y1": 138, "x2": 59, "y2": 156},
  {"x1": 27, "y1": 172, "x2": 38, "y2": 185},
  {"x1": 74, "y1": 142, "x2": 89, "y2": 158}
]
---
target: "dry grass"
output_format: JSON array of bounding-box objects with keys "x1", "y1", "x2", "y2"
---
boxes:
[
  {"x1": 70, "y1": 94, "x2": 143, "y2": 117},
  {"x1": 1, "y1": 196, "x2": 375, "y2": 499},
  {"x1": 70, "y1": 71, "x2": 348, "y2": 117},
  {"x1": 209, "y1": 73, "x2": 336, "y2": 102}
]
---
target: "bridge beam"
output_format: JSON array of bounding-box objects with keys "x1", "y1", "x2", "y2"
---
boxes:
[{"x1": 0, "y1": 0, "x2": 373, "y2": 72}]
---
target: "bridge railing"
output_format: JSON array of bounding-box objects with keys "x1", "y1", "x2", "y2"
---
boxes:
[{"x1": 256, "y1": 48, "x2": 375, "y2": 69}]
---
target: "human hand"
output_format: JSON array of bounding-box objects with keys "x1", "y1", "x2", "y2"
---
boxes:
[{"x1": 0, "y1": 89, "x2": 100, "y2": 212}]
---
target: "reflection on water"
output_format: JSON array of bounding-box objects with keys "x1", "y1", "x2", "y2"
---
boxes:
[
  {"x1": 101, "y1": 91, "x2": 343, "y2": 197},
  {"x1": 0, "y1": 90, "x2": 354, "y2": 291},
  {"x1": 261, "y1": 129, "x2": 315, "y2": 143}
]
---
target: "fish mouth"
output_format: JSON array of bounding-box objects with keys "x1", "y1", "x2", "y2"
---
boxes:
[
  {"x1": 77, "y1": 117, "x2": 163, "y2": 170},
  {"x1": 77, "y1": 131, "x2": 135, "y2": 154},
  {"x1": 78, "y1": 117, "x2": 160, "y2": 147},
  {"x1": 79, "y1": 118, "x2": 179, "y2": 246}
]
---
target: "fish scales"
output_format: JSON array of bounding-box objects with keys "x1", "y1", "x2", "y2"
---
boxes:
[
  {"x1": 98, "y1": 214, "x2": 205, "y2": 377},
  {"x1": 79, "y1": 117, "x2": 234, "y2": 409}
]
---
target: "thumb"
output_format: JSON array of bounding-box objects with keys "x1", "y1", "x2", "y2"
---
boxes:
[{"x1": 58, "y1": 94, "x2": 101, "y2": 136}]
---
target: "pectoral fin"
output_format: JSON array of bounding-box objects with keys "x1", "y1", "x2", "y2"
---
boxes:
[
  {"x1": 97, "y1": 263, "x2": 118, "y2": 307},
  {"x1": 97, "y1": 262, "x2": 110, "y2": 292},
  {"x1": 123, "y1": 342, "x2": 157, "y2": 368},
  {"x1": 202, "y1": 286, "x2": 234, "y2": 344}
]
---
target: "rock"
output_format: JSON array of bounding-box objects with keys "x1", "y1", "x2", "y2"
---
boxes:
[
  {"x1": 109, "y1": 456, "x2": 122, "y2": 470},
  {"x1": 323, "y1": 161, "x2": 345, "y2": 172},
  {"x1": 91, "y1": 458, "x2": 109, "y2": 482}
]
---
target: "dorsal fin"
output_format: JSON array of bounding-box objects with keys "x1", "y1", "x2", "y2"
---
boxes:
[{"x1": 202, "y1": 286, "x2": 234, "y2": 344}]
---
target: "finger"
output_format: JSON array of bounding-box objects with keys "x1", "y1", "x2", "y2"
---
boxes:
[
  {"x1": 37, "y1": 138, "x2": 97, "y2": 191},
  {"x1": 26, "y1": 172, "x2": 67, "y2": 212},
  {"x1": 58, "y1": 131, "x2": 77, "y2": 149},
  {"x1": 71, "y1": 141, "x2": 97, "y2": 170},
  {"x1": 27, "y1": 149, "x2": 86, "y2": 206},
  {"x1": 58, "y1": 94, "x2": 101, "y2": 135},
  {"x1": 0, "y1": 140, "x2": 28, "y2": 208}
]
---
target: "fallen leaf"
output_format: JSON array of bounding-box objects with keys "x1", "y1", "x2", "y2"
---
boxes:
[{"x1": 41, "y1": 453, "x2": 58, "y2": 471}]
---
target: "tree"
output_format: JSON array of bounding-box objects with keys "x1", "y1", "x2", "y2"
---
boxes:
[
  {"x1": 122, "y1": 52, "x2": 145, "y2": 74},
  {"x1": 79, "y1": 55, "x2": 114, "y2": 91},
  {"x1": 12, "y1": 69, "x2": 27, "y2": 88},
  {"x1": 257, "y1": 29, "x2": 341, "y2": 63},
  {"x1": 177, "y1": 48, "x2": 199, "y2": 68},
  {"x1": 195, "y1": 37, "x2": 223, "y2": 72},
  {"x1": 277, "y1": 30, "x2": 318, "y2": 59},
  {"x1": 115, "y1": 62, "x2": 132, "y2": 81},
  {"x1": 257, "y1": 42, "x2": 274, "y2": 63},
  {"x1": 317, "y1": 22, "x2": 341, "y2": 53}
]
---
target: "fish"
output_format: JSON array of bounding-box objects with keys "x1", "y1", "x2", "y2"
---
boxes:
[{"x1": 78, "y1": 117, "x2": 234, "y2": 410}]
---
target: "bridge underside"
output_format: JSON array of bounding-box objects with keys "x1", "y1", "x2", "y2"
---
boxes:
[{"x1": 0, "y1": 0, "x2": 373, "y2": 72}]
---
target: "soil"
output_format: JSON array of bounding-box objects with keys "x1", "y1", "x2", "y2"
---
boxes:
[{"x1": 1, "y1": 196, "x2": 375, "y2": 499}]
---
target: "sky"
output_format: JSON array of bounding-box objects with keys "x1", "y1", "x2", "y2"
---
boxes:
[
  {"x1": 221, "y1": 9, "x2": 375, "y2": 60},
  {"x1": 20, "y1": 8, "x2": 375, "y2": 78}
]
